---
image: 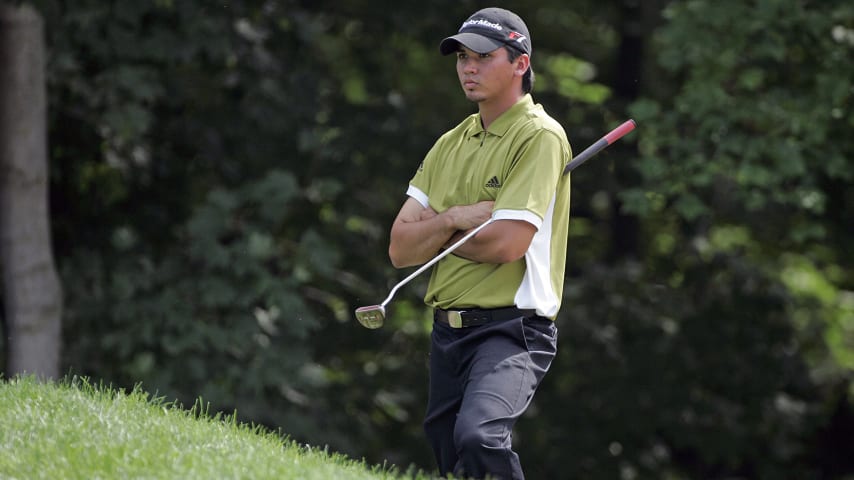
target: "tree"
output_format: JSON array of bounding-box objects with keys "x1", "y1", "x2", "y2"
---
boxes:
[{"x1": 0, "y1": 3, "x2": 63, "y2": 379}]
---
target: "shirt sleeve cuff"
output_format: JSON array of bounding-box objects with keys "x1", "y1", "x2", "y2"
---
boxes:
[
  {"x1": 406, "y1": 185, "x2": 429, "y2": 208},
  {"x1": 493, "y1": 209, "x2": 543, "y2": 230}
]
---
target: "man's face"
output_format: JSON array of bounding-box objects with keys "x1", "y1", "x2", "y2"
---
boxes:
[{"x1": 455, "y1": 45, "x2": 521, "y2": 104}]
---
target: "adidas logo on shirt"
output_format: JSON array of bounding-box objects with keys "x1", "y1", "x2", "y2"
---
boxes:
[{"x1": 485, "y1": 176, "x2": 502, "y2": 188}]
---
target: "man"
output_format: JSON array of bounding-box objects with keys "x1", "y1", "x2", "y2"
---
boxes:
[{"x1": 388, "y1": 7, "x2": 571, "y2": 480}]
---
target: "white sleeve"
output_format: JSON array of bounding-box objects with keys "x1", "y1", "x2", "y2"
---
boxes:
[
  {"x1": 406, "y1": 185, "x2": 430, "y2": 208},
  {"x1": 492, "y1": 208, "x2": 543, "y2": 230}
]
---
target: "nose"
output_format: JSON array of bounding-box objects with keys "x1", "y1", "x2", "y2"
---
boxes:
[{"x1": 460, "y1": 57, "x2": 477, "y2": 74}]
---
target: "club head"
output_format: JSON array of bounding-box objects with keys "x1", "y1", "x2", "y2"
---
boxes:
[{"x1": 355, "y1": 305, "x2": 386, "y2": 329}]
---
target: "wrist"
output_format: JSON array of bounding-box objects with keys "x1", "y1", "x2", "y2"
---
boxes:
[{"x1": 440, "y1": 206, "x2": 459, "y2": 231}]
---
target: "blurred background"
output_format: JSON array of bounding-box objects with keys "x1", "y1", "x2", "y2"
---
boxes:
[{"x1": 1, "y1": 0, "x2": 852, "y2": 478}]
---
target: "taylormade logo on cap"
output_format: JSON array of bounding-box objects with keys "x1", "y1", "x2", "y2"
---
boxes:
[
  {"x1": 460, "y1": 17, "x2": 528, "y2": 45},
  {"x1": 461, "y1": 18, "x2": 503, "y2": 32},
  {"x1": 439, "y1": 7, "x2": 532, "y2": 56}
]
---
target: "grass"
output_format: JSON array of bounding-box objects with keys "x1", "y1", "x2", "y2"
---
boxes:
[{"x1": 0, "y1": 375, "x2": 434, "y2": 480}]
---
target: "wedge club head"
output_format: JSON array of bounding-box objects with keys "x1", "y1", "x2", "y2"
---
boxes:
[{"x1": 355, "y1": 304, "x2": 386, "y2": 329}]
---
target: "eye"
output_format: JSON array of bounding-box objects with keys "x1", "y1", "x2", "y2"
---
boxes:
[
  {"x1": 479, "y1": 53, "x2": 490, "y2": 59},
  {"x1": 457, "y1": 52, "x2": 467, "y2": 60}
]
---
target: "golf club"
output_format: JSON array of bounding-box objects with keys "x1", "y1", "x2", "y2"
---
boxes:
[{"x1": 356, "y1": 119, "x2": 637, "y2": 329}]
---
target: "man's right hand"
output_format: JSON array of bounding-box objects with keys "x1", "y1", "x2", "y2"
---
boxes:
[{"x1": 445, "y1": 200, "x2": 494, "y2": 230}]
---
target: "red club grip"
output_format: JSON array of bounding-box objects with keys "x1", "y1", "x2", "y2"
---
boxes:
[
  {"x1": 603, "y1": 119, "x2": 637, "y2": 145},
  {"x1": 563, "y1": 119, "x2": 637, "y2": 175}
]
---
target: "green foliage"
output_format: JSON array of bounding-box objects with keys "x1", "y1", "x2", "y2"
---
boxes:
[
  {"x1": 61, "y1": 170, "x2": 330, "y2": 436},
  {"x1": 626, "y1": 0, "x2": 853, "y2": 233},
  {"x1": 523, "y1": 252, "x2": 822, "y2": 479},
  {"x1": 538, "y1": 53, "x2": 612, "y2": 104},
  {"x1": 623, "y1": 0, "x2": 854, "y2": 429},
  {"x1": 781, "y1": 253, "x2": 854, "y2": 375}
]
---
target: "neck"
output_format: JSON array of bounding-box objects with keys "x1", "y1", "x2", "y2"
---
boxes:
[{"x1": 479, "y1": 92, "x2": 524, "y2": 130}]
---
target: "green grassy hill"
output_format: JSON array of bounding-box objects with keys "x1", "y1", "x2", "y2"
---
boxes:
[{"x1": 0, "y1": 376, "x2": 431, "y2": 479}]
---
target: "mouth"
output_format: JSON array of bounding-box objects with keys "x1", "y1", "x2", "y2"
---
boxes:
[{"x1": 463, "y1": 79, "x2": 478, "y2": 89}]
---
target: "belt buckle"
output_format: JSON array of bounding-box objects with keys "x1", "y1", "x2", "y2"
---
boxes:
[{"x1": 447, "y1": 310, "x2": 465, "y2": 328}]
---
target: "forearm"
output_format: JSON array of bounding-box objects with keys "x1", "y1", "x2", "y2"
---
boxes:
[
  {"x1": 447, "y1": 220, "x2": 536, "y2": 264},
  {"x1": 388, "y1": 199, "x2": 495, "y2": 268},
  {"x1": 389, "y1": 213, "x2": 457, "y2": 268}
]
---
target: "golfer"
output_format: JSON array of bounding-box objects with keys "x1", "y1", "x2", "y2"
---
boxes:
[{"x1": 387, "y1": 7, "x2": 572, "y2": 480}]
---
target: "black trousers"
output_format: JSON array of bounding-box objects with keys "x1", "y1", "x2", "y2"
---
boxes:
[{"x1": 424, "y1": 314, "x2": 558, "y2": 480}]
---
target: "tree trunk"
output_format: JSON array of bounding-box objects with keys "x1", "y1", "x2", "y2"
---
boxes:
[
  {"x1": 609, "y1": 0, "x2": 664, "y2": 260},
  {"x1": 0, "y1": 4, "x2": 63, "y2": 379}
]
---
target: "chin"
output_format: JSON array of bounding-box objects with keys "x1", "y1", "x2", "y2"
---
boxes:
[{"x1": 464, "y1": 91, "x2": 484, "y2": 102}]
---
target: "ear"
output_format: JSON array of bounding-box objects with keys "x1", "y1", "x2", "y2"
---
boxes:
[{"x1": 514, "y1": 54, "x2": 530, "y2": 77}]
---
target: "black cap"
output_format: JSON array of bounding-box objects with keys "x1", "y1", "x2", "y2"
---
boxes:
[{"x1": 440, "y1": 8, "x2": 531, "y2": 56}]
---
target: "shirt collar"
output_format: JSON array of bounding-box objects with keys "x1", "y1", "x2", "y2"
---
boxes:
[{"x1": 466, "y1": 94, "x2": 534, "y2": 139}]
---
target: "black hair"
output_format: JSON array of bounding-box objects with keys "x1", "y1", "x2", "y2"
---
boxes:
[{"x1": 505, "y1": 46, "x2": 534, "y2": 93}]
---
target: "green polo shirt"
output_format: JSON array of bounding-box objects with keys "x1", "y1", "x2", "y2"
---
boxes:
[{"x1": 407, "y1": 94, "x2": 572, "y2": 319}]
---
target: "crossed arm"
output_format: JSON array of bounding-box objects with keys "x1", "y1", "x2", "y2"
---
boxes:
[{"x1": 388, "y1": 197, "x2": 537, "y2": 268}]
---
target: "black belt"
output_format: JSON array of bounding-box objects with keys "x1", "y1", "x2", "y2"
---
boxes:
[{"x1": 434, "y1": 307, "x2": 536, "y2": 328}]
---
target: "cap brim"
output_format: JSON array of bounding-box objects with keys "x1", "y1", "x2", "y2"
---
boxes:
[{"x1": 439, "y1": 32, "x2": 505, "y2": 55}]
